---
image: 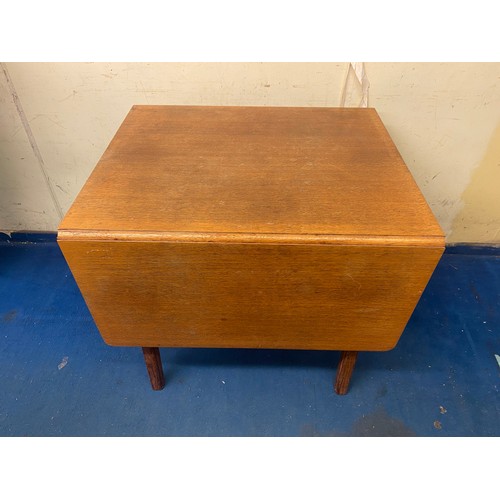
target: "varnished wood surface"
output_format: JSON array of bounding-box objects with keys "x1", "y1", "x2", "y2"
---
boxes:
[
  {"x1": 58, "y1": 105, "x2": 445, "y2": 357},
  {"x1": 334, "y1": 351, "x2": 358, "y2": 395},
  {"x1": 142, "y1": 347, "x2": 165, "y2": 390},
  {"x1": 58, "y1": 240, "x2": 443, "y2": 351},
  {"x1": 59, "y1": 105, "x2": 444, "y2": 245},
  {"x1": 58, "y1": 229, "x2": 440, "y2": 247}
]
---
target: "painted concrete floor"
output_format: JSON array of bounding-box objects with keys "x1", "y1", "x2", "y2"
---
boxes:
[{"x1": 0, "y1": 236, "x2": 499, "y2": 436}]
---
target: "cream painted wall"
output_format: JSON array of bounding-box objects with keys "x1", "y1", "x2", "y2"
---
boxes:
[{"x1": 1, "y1": 62, "x2": 499, "y2": 243}]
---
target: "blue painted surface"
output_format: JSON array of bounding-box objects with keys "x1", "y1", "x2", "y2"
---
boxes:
[
  {"x1": 0, "y1": 240, "x2": 499, "y2": 436},
  {"x1": 446, "y1": 244, "x2": 500, "y2": 256},
  {"x1": 0, "y1": 231, "x2": 57, "y2": 242}
]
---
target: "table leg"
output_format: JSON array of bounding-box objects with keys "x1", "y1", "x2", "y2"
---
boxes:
[
  {"x1": 334, "y1": 351, "x2": 358, "y2": 395},
  {"x1": 142, "y1": 347, "x2": 165, "y2": 390}
]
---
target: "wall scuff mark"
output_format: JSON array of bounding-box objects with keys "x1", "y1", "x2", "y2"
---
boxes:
[
  {"x1": 450, "y1": 123, "x2": 500, "y2": 243},
  {"x1": 0, "y1": 63, "x2": 63, "y2": 220},
  {"x1": 340, "y1": 62, "x2": 370, "y2": 107}
]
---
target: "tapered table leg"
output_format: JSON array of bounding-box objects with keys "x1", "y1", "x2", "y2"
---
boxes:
[
  {"x1": 334, "y1": 351, "x2": 358, "y2": 395},
  {"x1": 142, "y1": 347, "x2": 165, "y2": 390}
]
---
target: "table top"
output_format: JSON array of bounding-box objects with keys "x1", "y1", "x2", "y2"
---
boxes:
[{"x1": 59, "y1": 105, "x2": 444, "y2": 246}]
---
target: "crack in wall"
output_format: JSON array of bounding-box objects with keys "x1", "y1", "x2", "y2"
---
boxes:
[{"x1": 0, "y1": 62, "x2": 63, "y2": 221}]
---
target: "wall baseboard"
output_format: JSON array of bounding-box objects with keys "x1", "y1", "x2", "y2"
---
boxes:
[
  {"x1": 444, "y1": 244, "x2": 500, "y2": 256},
  {"x1": 0, "y1": 231, "x2": 57, "y2": 242}
]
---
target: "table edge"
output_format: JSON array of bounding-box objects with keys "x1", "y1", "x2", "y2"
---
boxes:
[{"x1": 57, "y1": 229, "x2": 445, "y2": 247}]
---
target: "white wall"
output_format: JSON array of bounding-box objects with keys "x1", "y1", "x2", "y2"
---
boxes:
[{"x1": 1, "y1": 62, "x2": 499, "y2": 243}]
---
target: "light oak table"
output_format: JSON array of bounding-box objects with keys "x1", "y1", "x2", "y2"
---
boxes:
[{"x1": 58, "y1": 105, "x2": 444, "y2": 394}]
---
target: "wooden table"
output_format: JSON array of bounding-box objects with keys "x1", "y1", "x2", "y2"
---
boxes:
[{"x1": 58, "y1": 105, "x2": 444, "y2": 394}]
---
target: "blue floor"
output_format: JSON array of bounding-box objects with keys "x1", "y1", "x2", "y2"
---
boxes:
[{"x1": 0, "y1": 236, "x2": 499, "y2": 436}]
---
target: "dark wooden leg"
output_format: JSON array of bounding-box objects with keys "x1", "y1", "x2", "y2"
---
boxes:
[
  {"x1": 142, "y1": 347, "x2": 165, "y2": 390},
  {"x1": 334, "y1": 351, "x2": 358, "y2": 395}
]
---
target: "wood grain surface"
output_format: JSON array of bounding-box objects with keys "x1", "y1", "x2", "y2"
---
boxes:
[
  {"x1": 334, "y1": 351, "x2": 358, "y2": 395},
  {"x1": 59, "y1": 105, "x2": 444, "y2": 244},
  {"x1": 142, "y1": 347, "x2": 165, "y2": 390},
  {"x1": 58, "y1": 105, "x2": 445, "y2": 354},
  {"x1": 58, "y1": 240, "x2": 443, "y2": 351}
]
